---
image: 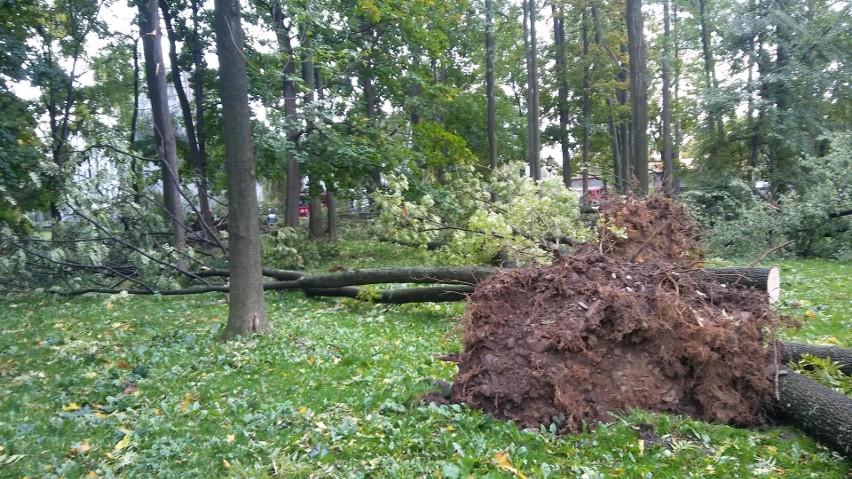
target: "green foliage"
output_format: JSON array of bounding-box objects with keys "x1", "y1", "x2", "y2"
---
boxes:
[
  {"x1": 261, "y1": 227, "x2": 340, "y2": 271},
  {"x1": 0, "y1": 258, "x2": 849, "y2": 477},
  {"x1": 681, "y1": 133, "x2": 852, "y2": 259},
  {"x1": 375, "y1": 161, "x2": 594, "y2": 266},
  {"x1": 789, "y1": 355, "x2": 852, "y2": 396}
]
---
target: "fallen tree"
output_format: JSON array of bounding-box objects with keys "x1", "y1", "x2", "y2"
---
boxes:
[
  {"x1": 779, "y1": 342, "x2": 852, "y2": 375},
  {"x1": 775, "y1": 369, "x2": 852, "y2": 456},
  {"x1": 700, "y1": 266, "x2": 780, "y2": 303},
  {"x1": 67, "y1": 264, "x2": 779, "y2": 304}
]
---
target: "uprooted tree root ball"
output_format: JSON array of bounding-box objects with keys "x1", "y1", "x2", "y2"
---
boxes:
[{"x1": 451, "y1": 197, "x2": 778, "y2": 432}]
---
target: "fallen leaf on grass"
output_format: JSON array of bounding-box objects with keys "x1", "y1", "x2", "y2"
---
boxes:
[
  {"x1": 62, "y1": 403, "x2": 81, "y2": 412},
  {"x1": 70, "y1": 441, "x2": 90, "y2": 455},
  {"x1": 226, "y1": 434, "x2": 235, "y2": 443},
  {"x1": 222, "y1": 459, "x2": 231, "y2": 468},
  {"x1": 114, "y1": 434, "x2": 131, "y2": 451},
  {"x1": 492, "y1": 451, "x2": 527, "y2": 479}
]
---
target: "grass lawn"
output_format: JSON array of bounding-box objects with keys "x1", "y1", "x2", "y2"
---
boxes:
[{"x1": 0, "y1": 250, "x2": 849, "y2": 478}]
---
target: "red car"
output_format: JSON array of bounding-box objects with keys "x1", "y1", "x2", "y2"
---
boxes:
[
  {"x1": 298, "y1": 192, "x2": 329, "y2": 217},
  {"x1": 570, "y1": 176, "x2": 606, "y2": 201}
]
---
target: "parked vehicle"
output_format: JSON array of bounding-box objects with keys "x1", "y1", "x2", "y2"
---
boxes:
[
  {"x1": 298, "y1": 191, "x2": 329, "y2": 218},
  {"x1": 570, "y1": 176, "x2": 607, "y2": 201}
]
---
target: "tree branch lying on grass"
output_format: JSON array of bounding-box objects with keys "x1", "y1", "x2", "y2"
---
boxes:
[
  {"x1": 65, "y1": 265, "x2": 782, "y2": 306},
  {"x1": 779, "y1": 342, "x2": 852, "y2": 375},
  {"x1": 775, "y1": 369, "x2": 852, "y2": 457}
]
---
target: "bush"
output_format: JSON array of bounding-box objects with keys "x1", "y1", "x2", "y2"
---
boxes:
[{"x1": 680, "y1": 133, "x2": 852, "y2": 260}]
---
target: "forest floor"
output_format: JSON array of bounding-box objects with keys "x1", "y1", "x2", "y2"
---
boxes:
[{"x1": 0, "y1": 241, "x2": 849, "y2": 478}]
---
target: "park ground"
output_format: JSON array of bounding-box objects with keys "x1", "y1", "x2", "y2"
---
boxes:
[{"x1": 0, "y1": 242, "x2": 849, "y2": 478}]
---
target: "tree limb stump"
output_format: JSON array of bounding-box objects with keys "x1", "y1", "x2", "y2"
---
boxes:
[{"x1": 700, "y1": 267, "x2": 780, "y2": 303}]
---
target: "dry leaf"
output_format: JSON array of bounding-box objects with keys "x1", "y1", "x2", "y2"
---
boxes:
[
  {"x1": 62, "y1": 403, "x2": 81, "y2": 412},
  {"x1": 222, "y1": 459, "x2": 231, "y2": 469},
  {"x1": 114, "y1": 434, "x2": 131, "y2": 451},
  {"x1": 492, "y1": 451, "x2": 527, "y2": 479}
]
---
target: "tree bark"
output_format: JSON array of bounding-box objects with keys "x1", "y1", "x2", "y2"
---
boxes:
[
  {"x1": 304, "y1": 285, "x2": 475, "y2": 303},
  {"x1": 661, "y1": 0, "x2": 674, "y2": 195},
  {"x1": 581, "y1": 9, "x2": 591, "y2": 199},
  {"x1": 699, "y1": 266, "x2": 780, "y2": 303},
  {"x1": 485, "y1": 0, "x2": 498, "y2": 175},
  {"x1": 626, "y1": 0, "x2": 649, "y2": 194},
  {"x1": 137, "y1": 0, "x2": 187, "y2": 271},
  {"x1": 270, "y1": 5, "x2": 302, "y2": 228},
  {"x1": 778, "y1": 342, "x2": 852, "y2": 375},
  {"x1": 327, "y1": 192, "x2": 339, "y2": 243},
  {"x1": 522, "y1": 0, "x2": 541, "y2": 181},
  {"x1": 775, "y1": 370, "x2": 852, "y2": 457},
  {"x1": 551, "y1": 1, "x2": 570, "y2": 187},
  {"x1": 161, "y1": 0, "x2": 215, "y2": 239},
  {"x1": 213, "y1": 0, "x2": 270, "y2": 339}
]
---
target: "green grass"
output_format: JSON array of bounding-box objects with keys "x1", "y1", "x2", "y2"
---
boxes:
[
  {"x1": 773, "y1": 259, "x2": 852, "y2": 347},
  {"x1": 0, "y1": 253, "x2": 849, "y2": 478}
]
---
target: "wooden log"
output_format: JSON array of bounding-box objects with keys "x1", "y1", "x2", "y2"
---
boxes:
[
  {"x1": 700, "y1": 266, "x2": 780, "y2": 303},
  {"x1": 779, "y1": 342, "x2": 852, "y2": 375},
  {"x1": 304, "y1": 285, "x2": 475, "y2": 303},
  {"x1": 775, "y1": 370, "x2": 852, "y2": 457}
]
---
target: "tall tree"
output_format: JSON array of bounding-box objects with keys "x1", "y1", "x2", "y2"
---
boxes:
[
  {"x1": 581, "y1": 8, "x2": 591, "y2": 198},
  {"x1": 522, "y1": 0, "x2": 541, "y2": 180},
  {"x1": 213, "y1": 0, "x2": 270, "y2": 339},
  {"x1": 271, "y1": 2, "x2": 301, "y2": 227},
  {"x1": 660, "y1": 0, "x2": 674, "y2": 195},
  {"x1": 551, "y1": 0, "x2": 570, "y2": 187},
  {"x1": 626, "y1": 0, "x2": 649, "y2": 194},
  {"x1": 485, "y1": 0, "x2": 498, "y2": 175},
  {"x1": 161, "y1": 0, "x2": 215, "y2": 238},
  {"x1": 136, "y1": 0, "x2": 188, "y2": 269}
]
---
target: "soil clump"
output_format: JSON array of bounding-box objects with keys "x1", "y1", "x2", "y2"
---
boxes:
[{"x1": 451, "y1": 197, "x2": 777, "y2": 432}]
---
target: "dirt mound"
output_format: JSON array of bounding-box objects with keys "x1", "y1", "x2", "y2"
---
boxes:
[
  {"x1": 452, "y1": 215, "x2": 776, "y2": 431},
  {"x1": 590, "y1": 196, "x2": 704, "y2": 265}
]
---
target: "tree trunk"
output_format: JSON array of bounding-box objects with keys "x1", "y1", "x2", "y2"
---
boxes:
[
  {"x1": 485, "y1": 0, "x2": 498, "y2": 175},
  {"x1": 551, "y1": 1, "x2": 570, "y2": 187},
  {"x1": 778, "y1": 342, "x2": 852, "y2": 375},
  {"x1": 191, "y1": 0, "x2": 212, "y2": 229},
  {"x1": 775, "y1": 370, "x2": 852, "y2": 457},
  {"x1": 523, "y1": 0, "x2": 541, "y2": 181},
  {"x1": 304, "y1": 285, "x2": 475, "y2": 304},
  {"x1": 213, "y1": 0, "x2": 270, "y2": 339},
  {"x1": 272, "y1": 4, "x2": 301, "y2": 228},
  {"x1": 129, "y1": 36, "x2": 142, "y2": 203},
  {"x1": 360, "y1": 18, "x2": 381, "y2": 188},
  {"x1": 581, "y1": 9, "x2": 591, "y2": 199},
  {"x1": 626, "y1": 0, "x2": 649, "y2": 194},
  {"x1": 327, "y1": 192, "x2": 339, "y2": 243},
  {"x1": 700, "y1": 266, "x2": 780, "y2": 303},
  {"x1": 697, "y1": 0, "x2": 724, "y2": 138},
  {"x1": 161, "y1": 0, "x2": 215, "y2": 240},
  {"x1": 137, "y1": 0, "x2": 187, "y2": 271},
  {"x1": 661, "y1": 0, "x2": 674, "y2": 195}
]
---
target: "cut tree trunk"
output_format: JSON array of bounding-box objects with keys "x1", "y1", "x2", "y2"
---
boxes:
[
  {"x1": 304, "y1": 285, "x2": 475, "y2": 304},
  {"x1": 775, "y1": 370, "x2": 852, "y2": 457},
  {"x1": 69, "y1": 265, "x2": 782, "y2": 303},
  {"x1": 779, "y1": 342, "x2": 852, "y2": 375},
  {"x1": 700, "y1": 266, "x2": 780, "y2": 303}
]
